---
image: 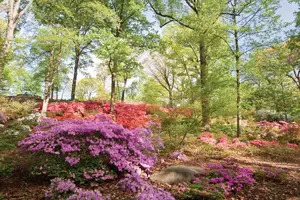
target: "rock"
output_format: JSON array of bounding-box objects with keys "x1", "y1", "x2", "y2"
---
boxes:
[{"x1": 150, "y1": 165, "x2": 203, "y2": 184}]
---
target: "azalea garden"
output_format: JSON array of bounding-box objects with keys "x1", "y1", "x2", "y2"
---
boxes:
[{"x1": 0, "y1": 0, "x2": 300, "y2": 200}]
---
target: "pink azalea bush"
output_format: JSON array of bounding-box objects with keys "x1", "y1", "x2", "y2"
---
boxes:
[
  {"x1": 199, "y1": 133, "x2": 247, "y2": 149},
  {"x1": 170, "y1": 151, "x2": 187, "y2": 161},
  {"x1": 258, "y1": 120, "x2": 300, "y2": 141},
  {"x1": 199, "y1": 132, "x2": 217, "y2": 145},
  {"x1": 119, "y1": 173, "x2": 175, "y2": 200},
  {"x1": 45, "y1": 178, "x2": 105, "y2": 200},
  {"x1": 186, "y1": 160, "x2": 255, "y2": 199},
  {"x1": 18, "y1": 115, "x2": 157, "y2": 183},
  {"x1": 287, "y1": 143, "x2": 298, "y2": 149},
  {"x1": 250, "y1": 140, "x2": 279, "y2": 147}
]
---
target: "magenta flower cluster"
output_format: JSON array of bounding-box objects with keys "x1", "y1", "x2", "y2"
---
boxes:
[
  {"x1": 170, "y1": 151, "x2": 187, "y2": 161},
  {"x1": 18, "y1": 115, "x2": 157, "y2": 179},
  {"x1": 45, "y1": 178, "x2": 104, "y2": 200},
  {"x1": 192, "y1": 160, "x2": 255, "y2": 197},
  {"x1": 119, "y1": 173, "x2": 175, "y2": 200}
]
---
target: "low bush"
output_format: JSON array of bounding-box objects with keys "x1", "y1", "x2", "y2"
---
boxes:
[
  {"x1": 181, "y1": 160, "x2": 255, "y2": 200},
  {"x1": 19, "y1": 115, "x2": 157, "y2": 183},
  {"x1": 254, "y1": 167, "x2": 287, "y2": 182},
  {"x1": 119, "y1": 173, "x2": 175, "y2": 200},
  {"x1": 45, "y1": 178, "x2": 105, "y2": 200},
  {"x1": 40, "y1": 101, "x2": 152, "y2": 129},
  {"x1": 0, "y1": 97, "x2": 38, "y2": 120}
]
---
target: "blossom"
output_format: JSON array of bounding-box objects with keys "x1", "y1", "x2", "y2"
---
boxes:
[
  {"x1": 170, "y1": 152, "x2": 187, "y2": 161},
  {"x1": 65, "y1": 157, "x2": 80, "y2": 166},
  {"x1": 287, "y1": 143, "x2": 298, "y2": 149},
  {"x1": 19, "y1": 115, "x2": 157, "y2": 181},
  {"x1": 119, "y1": 173, "x2": 175, "y2": 200}
]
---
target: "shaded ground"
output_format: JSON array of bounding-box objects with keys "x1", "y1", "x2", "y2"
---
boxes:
[{"x1": 1, "y1": 146, "x2": 300, "y2": 200}]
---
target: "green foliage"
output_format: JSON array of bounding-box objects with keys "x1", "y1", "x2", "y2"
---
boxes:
[
  {"x1": 180, "y1": 183, "x2": 225, "y2": 200},
  {"x1": 30, "y1": 154, "x2": 116, "y2": 184},
  {"x1": 0, "y1": 97, "x2": 37, "y2": 120},
  {"x1": 76, "y1": 78, "x2": 106, "y2": 100},
  {"x1": 138, "y1": 78, "x2": 168, "y2": 105}
]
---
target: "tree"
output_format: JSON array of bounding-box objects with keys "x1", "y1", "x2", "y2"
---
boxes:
[
  {"x1": 244, "y1": 45, "x2": 300, "y2": 119},
  {"x1": 76, "y1": 77, "x2": 105, "y2": 100},
  {"x1": 30, "y1": 27, "x2": 72, "y2": 115},
  {"x1": 221, "y1": 0, "x2": 281, "y2": 137},
  {"x1": 144, "y1": 53, "x2": 176, "y2": 106},
  {"x1": 0, "y1": 0, "x2": 33, "y2": 83},
  {"x1": 33, "y1": 0, "x2": 116, "y2": 100},
  {"x1": 138, "y1": 77, "x2": 168, "y2": 105},
  {"x1": 97, "y1": 0, "x2": 155, "y2": 113},
  {"x1": 148, "y1": 0, "x2": 228, "y2": 128}
]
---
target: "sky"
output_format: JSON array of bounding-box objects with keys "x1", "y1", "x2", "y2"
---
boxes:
[{"x1": 278, "y1": 0, "x2": 298, "y2": 24}]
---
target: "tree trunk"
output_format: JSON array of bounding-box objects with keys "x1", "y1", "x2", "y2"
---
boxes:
[
  {"x1": 56, "y1": 88, "x2": 59, "y2": 100},
  {"x1": 42, "y1": 49, "x2": 55, "y2": 117},
  {"x1": 168, "y1": 90, "x2": 173, "y2": 107},
  {"x1": 121, "y1": 78, "x2": 127, "y2": 102},
  {"x1": 233, "y1": 0, "x2": 241, "y2": 137},
  {"x1": 71, "y1": 45, "x2": 80, "y2": 100},
  {"x1": 110, "y1": 70, "x2": 116, "y2": 113},
  {"x1": 200, "y1": 39, "x2": 210, "y2": 129}
]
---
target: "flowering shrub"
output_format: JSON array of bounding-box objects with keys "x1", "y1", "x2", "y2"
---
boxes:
[
  {"x1": 170, "y1": 151, "x2": 187, "y2": 161},
  {"x1": 119, "y1": 173, "x2": 175, "y2": 200},
  {"x1": 287, "y1": 143, "x2": 298, "y2": 149},
  {"x1": 250, "y1": 140, "x2": 279, "y2": 147},
  {"x1": 258, "y1": 120, "x2": 300, "y2": 141},
  {"x1": 254, "y1": 167, "x2": 287, "y2": 182},
  {"x1": 19, "y1": 115, "x2": 157, "y2": 183},
  {"x1": 199, "y1": 133, "x2": 247, "y2": 149},
  {"x1": 45, "y1": 178, "x2": 105, "y2": 200},
  {"x1": 184, "y1": 161, "x2": 255, "y2": 199},
  {"x1": 199, "y1": 132, "x2": 217, "y2": 145},
  {"x1": 40, "y1": 101, "x2": 152, "y2": 129}
]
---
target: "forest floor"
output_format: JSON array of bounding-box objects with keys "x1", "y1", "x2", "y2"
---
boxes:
[{"x1": 1, "y1": 145, "x2": 300, "y2": 200}]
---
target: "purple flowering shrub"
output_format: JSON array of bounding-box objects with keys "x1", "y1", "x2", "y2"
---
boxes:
[
  {"x1": 18, "y1": 115, "x2": 157, "y2": 183},
  {"x1": 183, "y1": 160, "x2": 255, "y2": 199},
  {"x1": 119, "y1": 173, "x2": 175, "y2": 200},
  {"x1": 254, "y1": 167, "x2": 287, "y2": 182},
  {"x1": 45, "y1": 178, "x2": 105, "y2": 200}
]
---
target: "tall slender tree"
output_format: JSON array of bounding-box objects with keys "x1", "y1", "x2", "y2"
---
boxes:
[
  {"x1": 0, "y1": 0, "x2": 33, "y2": 82},
  {"x1": 221, "y1": 0, "x2": 281, "y2": 137}
]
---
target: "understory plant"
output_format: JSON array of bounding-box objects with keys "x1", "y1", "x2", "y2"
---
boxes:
[
  {"x1": 19, "y1": 115, "x2": 157, "y2": 183},
  {"x1": 45, "y1": 178, "x2": 105, "y2": 200},
  {"x1": 119, "y1": 173, "x2": 175, "y2": 200},
  {"x1": 182, "y1": 160, "x2": 255, "y2": 200}
]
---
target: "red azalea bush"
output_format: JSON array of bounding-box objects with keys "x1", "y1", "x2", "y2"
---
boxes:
[{"x1": 38, "y1": 101, "x2": 152, "y2": 129}]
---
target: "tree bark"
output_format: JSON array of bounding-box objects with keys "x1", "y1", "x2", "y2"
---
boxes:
[
  {"x1": 42, "y1": 49, "x2": 55, "y2": 117},
  {"x1": 200, "y1": 39, "x2": 210, "y2": 129},
  {"x1": 233, "y1": 0, "x2": 241, "y2": 137},
  {"x1": 121, "y1": 78, "x2": 127, "y2": 102},
  {"x1": 110, "y1": 63, "x2": 117, "y2": 113},
  {"x1": 71, "y1": 45, "x2": 80, "y2": 100}
]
